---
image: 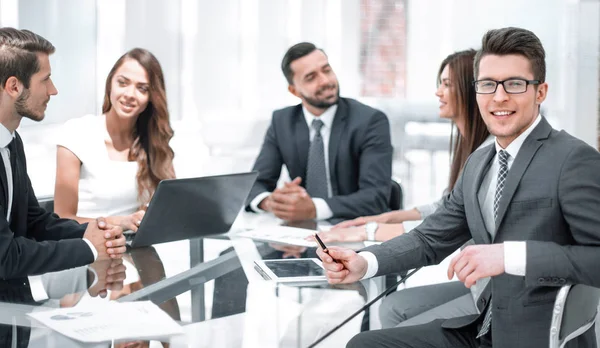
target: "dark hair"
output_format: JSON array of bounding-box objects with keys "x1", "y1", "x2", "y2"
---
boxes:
[
  {"x1": 0, "y1": 27, "x2": 55, "y2": 89},
  {"x1": 474, "y1": 27, "x2": 546, "y2": 82},
  {"x1": 281, "y1": 42, "x2": 324, "y2": 85},
  {"x1": 439, "y1": 50, "x2": 490, "y2": 191},
  {"x1": 102, "y1": 48, "x2": 175, "y2": 204}
]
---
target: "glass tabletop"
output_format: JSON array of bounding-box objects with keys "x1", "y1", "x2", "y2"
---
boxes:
[{"x1": 0, "y1": 212, "x2": 389, "y2": 347}]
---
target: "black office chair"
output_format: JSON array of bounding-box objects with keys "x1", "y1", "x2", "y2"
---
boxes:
[
  {"x1": 38, "y1": 198, "x2": 54, "y2": 213},
  {"x1": 389, "y1": 179, "x2": 403, "y2": 211},
  {"x1": 549, "y1": 284, "x2": 600, "y2": 348}
]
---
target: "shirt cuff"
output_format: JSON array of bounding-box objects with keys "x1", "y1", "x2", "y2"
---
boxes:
[
  {"x1": 358, "y1": 251, "x2": 379, "y2": 279},
  {"x1": 28, "y1": 276, "x2": 49, "y2": 302},
  {"x1": 83, "y1": 238, "x2": 98, "y2": 261},
  {"x1": 312, "y1": 198, "x2": 333, "y2": 220},
  {"x1": 250, "y1": 192, "x2": 271, "y2": 213},
  {"x1": 504, "y1": 241, "x2": 526, "y2": 276}
]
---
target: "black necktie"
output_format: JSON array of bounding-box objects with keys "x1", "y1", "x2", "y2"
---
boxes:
[
  {"x1": 7, "y1": 139, "x2": 19, "y2": 220},
  {"x1": 306, "y1": 119, "x2": 328, "y2": 199}
]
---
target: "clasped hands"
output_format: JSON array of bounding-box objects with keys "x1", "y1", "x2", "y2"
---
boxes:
[
  {"x1": 259, "y1": 177, "x2": 317, "y2": 221},
  {"x1": 83, "y1": 217, "x2": 127, "y2": 260},
  {"x1": 317, "y1": 243, "x2": 506, "y2": 287}
]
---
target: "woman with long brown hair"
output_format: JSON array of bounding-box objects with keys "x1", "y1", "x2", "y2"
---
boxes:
[
  {"x1": 318, "y1": 49, "x2": 492, "y2": 242},
  {"x1": 54, "y1": 48, "x2": 175, "y2": 231}
]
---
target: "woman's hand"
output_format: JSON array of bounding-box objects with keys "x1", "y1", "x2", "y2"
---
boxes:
[
  {"x1": 107, "y1": 210, "x2": 146, "y2": 232},
  {"x1": 332, "y1": 214, "x2": 390, "y2": 230}
]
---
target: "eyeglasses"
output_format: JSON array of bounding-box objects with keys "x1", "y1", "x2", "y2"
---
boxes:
[{"x1": 473, "y1": 79, "x2": 540, "y2": 94}]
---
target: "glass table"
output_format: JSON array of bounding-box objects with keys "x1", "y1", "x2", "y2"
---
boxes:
[{"x1": 0, "y1": 213, "x2": 390, "y2": 347}]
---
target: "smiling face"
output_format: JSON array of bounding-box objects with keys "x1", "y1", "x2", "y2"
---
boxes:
[
  {"x1": 108, "y1": 58, "x2": 150, "y2": 120},
  {"x1": 435, "y1": 64, "x2": 456, "y2": 120},
  {"x1": 476, "y1": 54, "x2": 547, "y2": 148},
  {"x1": 288, "y1": 50, "x2": 339, "y2": 115},
  {"x1": 15, "y1": 52, "x2": 58, "y2": 122}
]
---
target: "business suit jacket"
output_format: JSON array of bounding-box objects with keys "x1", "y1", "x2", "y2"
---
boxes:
[
  {"x1": 246, "y1": 98, "x2": 393, "y2": 219},
  {"x1": 0, "y1": 132, "x2": 93, "y2": 280},
  {"x1": 365, "y1": 117, "x2": 600, "y2": 347}
]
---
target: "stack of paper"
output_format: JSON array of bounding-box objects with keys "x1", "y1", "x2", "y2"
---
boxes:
[{"x1": 28, "y1": 301, "x2": 183, "y2": 343}]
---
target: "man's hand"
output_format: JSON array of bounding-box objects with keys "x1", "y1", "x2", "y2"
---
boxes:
[
  {"x1": 84, "y1": 218, "x2": 126, "y2": 260},
  {"x1": 270, "y1": 188, "x2": 316, "y2": 221},
  {"x1": 317, "y1": 246, "x2": 368, "y2": 284},
  {"x1": 106, "y1": 210, "x2": 146, "y2": 232},
  {"x1": 258, "y1": 177, "x2": 304, "y2": 212},
  {"x1": 447, "y1": 244, "x2": 505, "y2": 288},
  {"x1": 87, "y1": 258, "x2": 126, "y2": 298}
]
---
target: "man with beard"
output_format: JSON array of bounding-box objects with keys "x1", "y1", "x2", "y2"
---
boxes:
[
  {"x1": 246, "y1": 42, "x2": 393, "y2": 222},
  {"x1": 0, "y1": 27, "x2": 126, "y2": 310}
]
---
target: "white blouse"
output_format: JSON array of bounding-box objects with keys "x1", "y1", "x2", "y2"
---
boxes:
[{"x1": 57, "y1": 114, "x2": 139, "y2": 218}]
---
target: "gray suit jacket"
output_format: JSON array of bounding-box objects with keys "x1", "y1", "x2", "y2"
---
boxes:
[
  {"x1": 365, "y1": 117, "x2": 600, "y2": 347},
  {"x1": 246, "y1": 98, "x2": 393, "y2": 220}
]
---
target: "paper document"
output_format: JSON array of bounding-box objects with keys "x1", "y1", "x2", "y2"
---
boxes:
[
  {"x1": 27, "y1": 301, "x2": 183, "y2": 343},
  {"x1": 235, "y1": 226, "x2": 317, "y2": 247}
]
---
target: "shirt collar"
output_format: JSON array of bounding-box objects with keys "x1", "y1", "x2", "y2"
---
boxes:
[
  {"x1": 494, "y1": 114, "x2": 542, "y2": 158},
  {"x1": 0, "y1": 123, "x2": 14, "y2": 148},
  {"x1": 303, "y1": 104, "x2": 338, "y2": 131}
]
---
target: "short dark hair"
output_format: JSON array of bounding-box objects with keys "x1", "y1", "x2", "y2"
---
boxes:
[
  {"x1": 474, "y1": 27, "x2": 546, "y2": 83},
  {"x1": 281, "y1": 42, "x2": 325, "y2": 85},
  {"x1": 0, "y1": 27, "x2": 55, "y2": 89}
]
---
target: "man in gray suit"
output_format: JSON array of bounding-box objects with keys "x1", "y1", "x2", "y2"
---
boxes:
[
  {"x1": 246, "y1": 42, "x2": 393, "y2": 222},
  {"x1": 319, "y1": 27, "x2": 600, "y2": 347}
]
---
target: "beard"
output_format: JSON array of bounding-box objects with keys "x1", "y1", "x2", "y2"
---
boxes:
[
  {"x1": 301, "y1": 85, "x2": 340, "y2": 110},
  {"x1": 15, "y1": 88, "x2": 44, "y2": 121}
]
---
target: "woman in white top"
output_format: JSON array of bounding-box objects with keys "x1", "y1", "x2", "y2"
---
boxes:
[
  {"x1": 54, "y1": 48, "x2": 175, "y2": 231},
  {"x1": 319, "y1": 49, "x2": 492, "y2": 242}
]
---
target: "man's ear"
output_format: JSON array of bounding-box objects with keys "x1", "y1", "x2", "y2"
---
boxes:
[
  {"x1": 3, "y1": 76, "x2": 24, "y2": 99},
  {"x1": 288, "y1": 84, "x2": 300, "y2": 98}
]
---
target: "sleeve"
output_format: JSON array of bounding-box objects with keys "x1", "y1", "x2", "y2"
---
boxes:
[
  {"x1": 56, "y1": 116, "x2": 87, "y2": 161},
  {"x1": 362, "y1": 155, "x2": 472, "y2": 277},
  {"x1": 525, "y1": 144, "x2": 600, "y2": 287},
  {"x1": 324, "y1": 111, "x2": 393, "y2": 219},
  {"x1": 245, "y1": 114, "x2": 284, "y2": 210},
  {"x1": 415, "y1": 198, "x2": 444, "y2": 219}
]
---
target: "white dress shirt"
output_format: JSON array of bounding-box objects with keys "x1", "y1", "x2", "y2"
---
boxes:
[
  {"x1": 0, "y1": 123, "x2": 97, "y2": 302},
  {"x1": 250, "y1": 105, "x2": 337, "y2": 220},
  {"x1": 361, "y1": 115, "x2": 542, "y2": 279}
]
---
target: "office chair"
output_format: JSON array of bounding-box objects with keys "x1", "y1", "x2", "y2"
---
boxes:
[
  {"x1": 38, "y1": 198, "x2": 54, "y2": 213},
  {"x1": 549, "y1": 284, "x2": 600, "y2": 348},
  {"x1": 389, "y1": 179, "x2": 403, "y2": 210}
]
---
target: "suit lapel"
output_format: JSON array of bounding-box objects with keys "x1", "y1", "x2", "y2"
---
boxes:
[
  {"x1": 0, "y1": 156, "x2": 7, "y2": 217},
  {"x1": 294, "y1": 109, "x2": 310, "y2": 180},
  {"x1": 328, "y1": 100, "x2": 348, "y2": 195},
  {"x1": 493, "y1": 118, "x2": 552, "y2": 235},
  {"x1": 471, "y1": 146, "x2": 496, "y2": 244}
]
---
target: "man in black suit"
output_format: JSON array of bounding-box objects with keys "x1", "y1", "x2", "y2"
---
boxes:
[
  {"x1": 0, "y1": 28, "x2": 126, "y2": 284},
  {"x1": 319, "y1": 27, "x2": 600, "y2": 347},
  {"x1": 247, "y1": 42, "x2": 393, "y2": 222}
]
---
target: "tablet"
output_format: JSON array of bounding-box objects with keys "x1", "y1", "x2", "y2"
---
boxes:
[{"x1": 253, "y1": 258, "x2": 327, "y2": 283}]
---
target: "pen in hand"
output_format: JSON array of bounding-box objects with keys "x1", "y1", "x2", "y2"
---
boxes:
[{"x1": 314, "y1": 233, "x2": 338, "y2": 263}]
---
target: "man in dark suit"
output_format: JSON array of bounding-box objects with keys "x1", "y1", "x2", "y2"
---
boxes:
[
  {"x1": 247, "y1": 42, "x2": 393, "y2": 222},
  {"x1": 0, "y1": 28, "x2": 126, "y2": 284},
  {"x1": 319, "y1": 27, "x2": 600, "y2": 348}
]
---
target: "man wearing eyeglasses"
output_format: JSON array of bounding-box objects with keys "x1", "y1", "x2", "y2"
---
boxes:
[{"x1": 318, "y1": 26, "x2": 600, "y2": 348}]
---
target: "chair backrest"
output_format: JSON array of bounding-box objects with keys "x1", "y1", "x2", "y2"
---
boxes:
[
  {"x1": 389, "y1": 179, "x2": 403, "y2": 211},
  {"x1": 549, "y1": 284, "x2": 600, "y2": 348}
]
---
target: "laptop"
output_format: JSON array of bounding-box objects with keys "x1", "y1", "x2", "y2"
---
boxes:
[{"x1": 126, "y1": 171, "x2": 258, "y2": 248}]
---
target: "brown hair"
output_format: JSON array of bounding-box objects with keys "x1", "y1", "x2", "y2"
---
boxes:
[
  {"x1": 474, "y1": 27, "x2": 546, "y2": 82},
  {"x1": 440, "y1": 50, "x2": 490, "y2": 190},
  {"x1": 0, "y1": 27, "x2": 55, "y2": 89},
  {"x1": 102, "y1": 48, "x2": 175, "y2": 204}
]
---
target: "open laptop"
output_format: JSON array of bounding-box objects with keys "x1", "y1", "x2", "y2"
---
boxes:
[{"x1": 126, "y1": 171, "x2": 258, "y2": 248}]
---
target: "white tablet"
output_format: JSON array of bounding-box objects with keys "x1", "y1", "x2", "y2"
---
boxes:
[{"x1": 253, "y1": 258, "x2": 327, "y2": 283}]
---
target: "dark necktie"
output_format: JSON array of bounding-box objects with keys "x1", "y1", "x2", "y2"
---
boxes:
[
  {"x1": 477, "y1": 149, "x2": 510, "y2": 339},
  {"x1": 305, "y1": 119, "x2": 328, "y2": 199},
  {"x1": 7, "y1": 139, "x2": 19, "y2": 220}
]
